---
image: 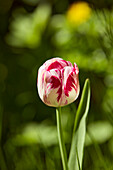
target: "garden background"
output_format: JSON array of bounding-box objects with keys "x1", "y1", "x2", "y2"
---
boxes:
[{"x1": 0, "y1": 0, "x2": 113, "y2": 169}]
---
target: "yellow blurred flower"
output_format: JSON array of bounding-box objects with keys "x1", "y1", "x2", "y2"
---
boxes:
[{"x1": 67, "y1": 1, "x2": 91, "y2": 25}]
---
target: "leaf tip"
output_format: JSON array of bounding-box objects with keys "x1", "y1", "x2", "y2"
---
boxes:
[{"x1": 85, "y1": 78, "x2": 90, "y2": 87}]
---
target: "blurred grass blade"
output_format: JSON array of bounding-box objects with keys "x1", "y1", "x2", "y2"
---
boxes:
[
  {"x1": 0, "y1": 103, "x2": 3, "y2": 142},
  {"x1": 0, "y1": 103, "x2": 8, "y2": 170},
  {"x1": 68, "y1": 79, "x2": 91, "y2": 170}
]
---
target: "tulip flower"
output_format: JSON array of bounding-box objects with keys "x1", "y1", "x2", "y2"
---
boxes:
[
  {"x1": 37, "y1": 58, "x2": 90, "y2": 170},
  {"x1": 37, "y1": 57, "x2": 80, "y2": 107}
]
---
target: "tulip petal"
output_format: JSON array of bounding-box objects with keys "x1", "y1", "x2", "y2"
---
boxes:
[
  {"x1": 64, "y1": 72, "x2": 76, "y2": 97},
  {"x1": 41, "y1": 69, "x2": 62, "y2": 106},
  {"x1": 63, "y1": 66, "x2": 79, "y2": 104},
  {"x1": 63, "y1": 67, "x2": 77, "y2": 95}
]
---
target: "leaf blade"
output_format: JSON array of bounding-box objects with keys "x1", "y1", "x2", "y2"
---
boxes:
[{"x1": 68, "y1": 79, "x2": 91, "y2": 170}]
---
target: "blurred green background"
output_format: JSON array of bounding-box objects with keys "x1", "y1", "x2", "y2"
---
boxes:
[{"x1": 0, "y1": 0, "x2": 113, "y2": 169}]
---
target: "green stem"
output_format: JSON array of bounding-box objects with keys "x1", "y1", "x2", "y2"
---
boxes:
[
  {"x1": 0, "y1": 103, "x2": 8, "y2": 170},
  {"x1": 56, "y1": 107, "x2": 68, "y2": 170}
]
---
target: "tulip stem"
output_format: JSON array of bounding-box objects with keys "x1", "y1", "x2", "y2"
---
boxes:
[{"x1": 56, "y1": 107, "x2": 68, "y2": 170}]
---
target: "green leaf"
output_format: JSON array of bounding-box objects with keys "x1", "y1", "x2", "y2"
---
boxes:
[{"x1": 68, "y1": 79, "x2": 91, "y2": 170}]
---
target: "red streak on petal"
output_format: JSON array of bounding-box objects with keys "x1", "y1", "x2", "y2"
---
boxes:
[
  {"x1": 50, "y1": 76, "x2": 61, "y2": 88},
  {"x1": 47, "y1": 61, "x2": 63, "y2": 71},
  {"x1": 65, "y1": 100, "x2": 68, "y2": 105},
  {"x1": 62, "y1": 60, "x2": 72, "y2": 67},
  {"x1": 57, "y1": 86, "x2": 62, "y2": 102},
  {"x1": 64, "y1": 73, "x2": 76, "y2": 97},
  {"x1": 49, "y1": 75, "x2": 62, "y2": 103}
]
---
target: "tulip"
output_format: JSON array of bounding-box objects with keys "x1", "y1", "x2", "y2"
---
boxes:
[{"x1": 37, "y1": 57, "x2": 80, "y2": 107}]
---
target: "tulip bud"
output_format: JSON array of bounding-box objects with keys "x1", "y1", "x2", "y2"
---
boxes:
[{"x1": 37, "y1": 58, "x2": 80, "y2": 107}]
